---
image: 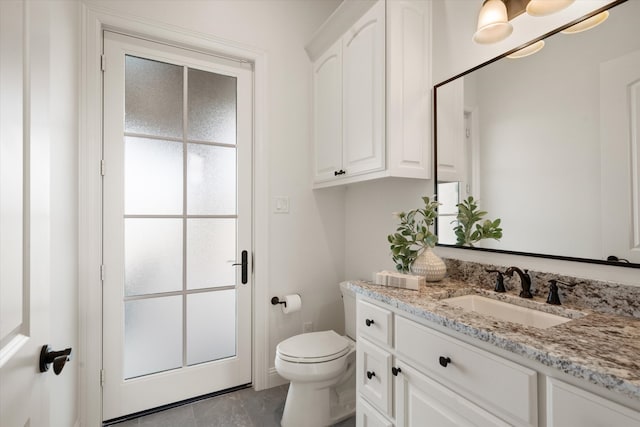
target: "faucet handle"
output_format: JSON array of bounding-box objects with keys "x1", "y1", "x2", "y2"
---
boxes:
[
  {"x1": 485, "y1": 269, "x2": 506, "y2": 293},
  {"x1": 546, "y1": 279, "x2": 575, "y2": 305},
  {"x1": 546, "y1": 280, "x2": 562, "y2": 305}
]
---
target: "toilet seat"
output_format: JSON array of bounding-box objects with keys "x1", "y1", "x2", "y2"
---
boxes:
[{"x1": 277, "y1": 330, "x2": 350, "y2": 363}]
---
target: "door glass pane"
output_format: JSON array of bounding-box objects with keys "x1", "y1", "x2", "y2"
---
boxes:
[
  {"x1": 187, "y1": 143, "x2": 236, "y2": 215},
  {"x1": 187, "y1": 290, "x2": 236, "y2": 365},
  {"x1": 186, "y1": 219, "x2": 236, "y2": 290},
  {"x1": 125, "y1": 55, "x2": 183, "y2": 138},
  {"x1": 124, "y1": 296, "x2": 182, "y2": 379},
  {"x1": 125, "y1": 218, "x2": 182, "y2": 297},
  {"x1": 187, "y1": 68, "x2": 236, "y2": 144},
  {"x1": 125, "y1": 136, "x2": 183, "y2": 215}
]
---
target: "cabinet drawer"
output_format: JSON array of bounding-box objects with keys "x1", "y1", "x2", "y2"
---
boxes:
[
  {"x1": 395, "y1": 316, "x2": 537, "y2": 427},
  {"x1": 547, "y1": 378, "x2": 640, "y2": 427},
  {"x1": 395, "y1": 360, "x2": 510, "y2": 427},
  {"x1": 357, "y1": 337, "x2": 392, "y2": 417},
  {"x1": 357, "y1": 300, "x2": 393, "y2": 347}
]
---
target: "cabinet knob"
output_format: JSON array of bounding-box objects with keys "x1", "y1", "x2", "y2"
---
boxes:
[
  {"x1": 366, "y1": 370, "x2": 376, "y2": 380},
  {"x1": 334, "y1": 169, "x2": 346, "y2": 176},
  {"x1": 439, "y1": 356, "x2": 452, "y2": 368},
  {"x1": 392, "y1": 367, "x2": 402, "y2": 376},
  {"x1": 365, "y1": 318, "x2": 375, "y2": 327}
]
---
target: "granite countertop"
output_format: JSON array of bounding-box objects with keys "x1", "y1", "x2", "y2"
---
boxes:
[{"x1": 347, "y1": 278, "x2": 640, "y2": 401}]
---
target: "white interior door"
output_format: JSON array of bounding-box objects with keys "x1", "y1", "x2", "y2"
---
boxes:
[
  {"x1": 0, "y1": 1, "x2": 51, "y2": 425},
  {"x1": 600, "y1": 49, "x2": 640, "y2": 263},
  {"x1": 102, "y1": 31, "x2": 253, "y2": 420}
]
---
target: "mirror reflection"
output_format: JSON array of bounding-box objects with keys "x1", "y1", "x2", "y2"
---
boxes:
[{"x1": 435, "y1": 0, "x2": 640, "y2": 265}]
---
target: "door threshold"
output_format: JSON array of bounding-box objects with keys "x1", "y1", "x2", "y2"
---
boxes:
[{"x1": 103, "y1": 383, "x2": 252, "y2": 426}]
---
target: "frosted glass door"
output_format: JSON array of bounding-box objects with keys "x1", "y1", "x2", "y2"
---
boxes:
[{"x1": 103, "y1": 31, "x2": 252, "y2": 420}]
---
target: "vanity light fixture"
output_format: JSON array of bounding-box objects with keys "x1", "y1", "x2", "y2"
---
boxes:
[
  {"x1": 474, "y1": 0, "x2": 575, "y2": 44},
  {"x1": 561, "y1": 10, "x2": 609, "y2": 34},
  {"x1": 473, "y1": 0, "x2": 513, "y2": 44},
  {"x1": 506, "y1": 39, "x2": 545, "y2": 58}
]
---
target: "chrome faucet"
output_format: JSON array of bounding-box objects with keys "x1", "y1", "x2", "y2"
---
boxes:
[{"x1": 505, "y1": 266, "x2": 533, "y2": 298}]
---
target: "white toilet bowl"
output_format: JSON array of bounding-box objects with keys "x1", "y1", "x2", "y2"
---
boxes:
[{"x1": 276, "y1": 330, "x2": 356, "y2": 427}]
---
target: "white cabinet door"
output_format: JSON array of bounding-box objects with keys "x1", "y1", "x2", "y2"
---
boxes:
[
  {"x1": 313, "y1": 39, "x2": 343, "y2": 182},
  {"x1": 357, "y1": 398, "x2": 394, "y2": 427},
  {"x1": 394, "y1": 361, "x2": 510, "y2": 427},
  {"x1": 386, "y1": 0, "x2": 431, "y2": 179},
  {"x1": 342, "y1": 0, "x2": 385, "y2": 177},
  {"x1": 547, "y1": 378, "x2": 640, "y2": 427}
]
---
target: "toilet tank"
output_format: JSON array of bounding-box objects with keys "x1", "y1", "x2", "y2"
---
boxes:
[{"x1": 339, "y1": 282, "x2": 356, "y2": 340}]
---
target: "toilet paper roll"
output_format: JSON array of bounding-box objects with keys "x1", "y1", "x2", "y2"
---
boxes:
[{"x1": 282, "y1": 294, "x2": 302, "y2": 314}]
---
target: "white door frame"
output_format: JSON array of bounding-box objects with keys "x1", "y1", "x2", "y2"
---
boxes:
[{"x1": 78, "y1": 6, "x2": 270, "y2": 426}]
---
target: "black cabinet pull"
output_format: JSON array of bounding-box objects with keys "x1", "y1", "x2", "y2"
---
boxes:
[
  {"x1": 232, "y1": 250, "x2": 248, "y2": 284},
  {"x1": 334, "y1": 170, "x2": 346, "y2": 176},
  {"x1": 366, "y1": 370, "x2": 376, "y2": 380},
  {"x1": 392, "y1": 367, "x2": 402, "y2": 376},
  {"x1": 365, "y1": 318, "x2": 375, "y2": 327},
  {"x1": 39, "y1": 345, "x2": 72, "y2": 375},
  {"x1": 439, "y1": 356, "x2": 452, "y2": 368}
]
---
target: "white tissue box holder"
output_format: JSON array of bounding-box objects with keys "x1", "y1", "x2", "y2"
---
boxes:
[{"x1": 372, "y1": 270, "x2": 424, "y2": 290}]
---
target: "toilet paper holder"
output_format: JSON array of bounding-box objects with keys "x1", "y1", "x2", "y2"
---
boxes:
[{"x1": 271, "y1": 296, "x2": 287, "y2": 307}]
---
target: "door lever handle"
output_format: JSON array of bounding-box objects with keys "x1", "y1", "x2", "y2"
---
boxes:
[
  {"x1": 39, "y1": 345, "x2": 72, "y2": 375},
  {"x1": 232, "y1": 250, "x2": 248, "y2": 284}
]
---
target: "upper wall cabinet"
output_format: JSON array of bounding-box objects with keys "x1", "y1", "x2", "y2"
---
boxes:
[
  {"x1": 314, "y1": 39, "x2": 343, "y2": 182},
  {"x1": 307, "y1": 0, "x2": 432, "y2": 188}
]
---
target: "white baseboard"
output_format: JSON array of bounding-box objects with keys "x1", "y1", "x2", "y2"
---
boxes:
[{"x1": 267, "y1": 367, "x2": 288, "y2": 389}]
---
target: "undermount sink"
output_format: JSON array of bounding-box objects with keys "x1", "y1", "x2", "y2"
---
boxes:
[{"x1": 444, "y1": 295, "x2": 572, "y2": 329}]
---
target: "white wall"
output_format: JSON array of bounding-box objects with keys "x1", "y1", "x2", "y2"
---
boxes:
[
  {"x1": 345, "y1": 0, "x2": 640, "y2": 287},
  {"x1": 84, "y1": 0, "x2": 344, "y2": 386},
  {"x1": 344, "y1": 178, "x2": 433, "y2": 279}
]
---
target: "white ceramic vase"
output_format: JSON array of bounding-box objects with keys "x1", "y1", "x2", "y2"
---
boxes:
[{"x1": 410, "y1": 247, "x2": 447, "y2": 282}]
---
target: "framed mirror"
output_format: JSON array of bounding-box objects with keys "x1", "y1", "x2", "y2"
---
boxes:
[{"x1": 434, "y1": 0, "x2": 640, "y2": 267}]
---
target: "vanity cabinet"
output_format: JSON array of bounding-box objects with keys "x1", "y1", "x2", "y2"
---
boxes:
[
  {"x1": 355, "y1": 295, "x2": 640, "y2": 427},
  {"x1": 355, "y1": 298, "x2": 537, "y2": 427},
  {"x1": 309, "y1": 0, "x2": 431, "y2": 188}
]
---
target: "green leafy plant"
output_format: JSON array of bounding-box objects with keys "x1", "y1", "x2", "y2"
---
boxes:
[
  {"x1": 387, "y1": 196, "x2": 439, "y2": 273},
  {"x1": 453, "y1": 196, "x2": 502, "y2": 247}
]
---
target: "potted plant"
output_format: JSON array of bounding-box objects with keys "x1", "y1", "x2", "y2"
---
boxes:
[
  {"x1": 454, "y1": 196, "x2": 502, "y2": 247},
  {"x1": 387, "y1": 196, "x2": 446, "y2": 282}
]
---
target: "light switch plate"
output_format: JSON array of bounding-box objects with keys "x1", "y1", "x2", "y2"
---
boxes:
[{"x1": 274, "y1": 197, "x2": 289, "y2": 214}]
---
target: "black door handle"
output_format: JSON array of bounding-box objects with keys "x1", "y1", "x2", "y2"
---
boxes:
[
  {"x1": 39, "y1": 345, "x2": 72, "y2": 375},
  {"x1": 365, "y1": 319, "x2": 375, "y2": 327},
  {"x1": 232, "y1": 250, "x2": 248, "y2": 284},
  {"x1": 392, "y1": 367, "x2": 402, "y2": 376},
  {"x1": 366, "y1": 370, "x2": 376, "y2": 380}
]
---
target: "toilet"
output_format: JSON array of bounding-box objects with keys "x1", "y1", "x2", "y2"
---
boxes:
[{"x1": 275, "y1": 282, "x2": 357, "y2": 427}]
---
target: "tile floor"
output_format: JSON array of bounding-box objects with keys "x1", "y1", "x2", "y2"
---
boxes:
[{"x1": 108, "y1": 384, "x2": 356, "y2": 427}]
